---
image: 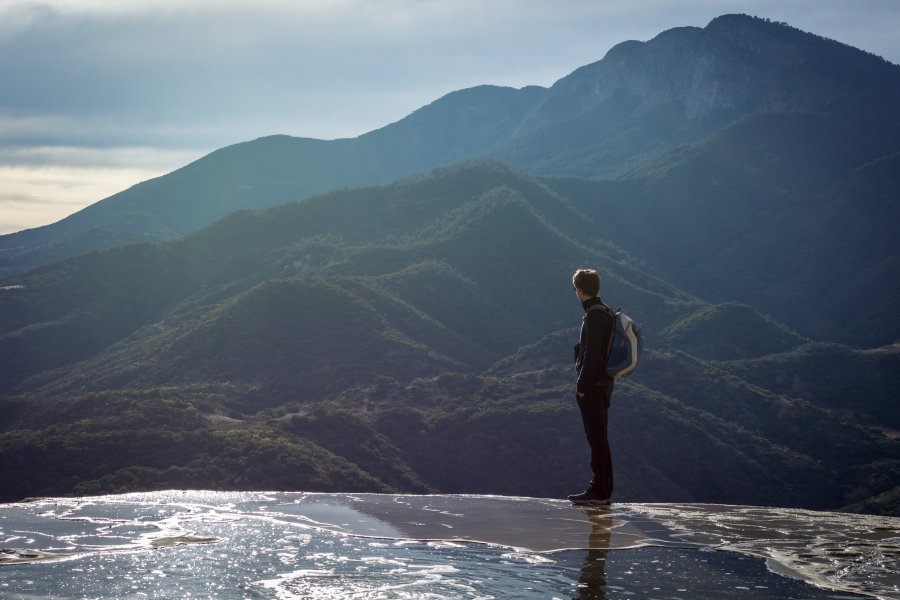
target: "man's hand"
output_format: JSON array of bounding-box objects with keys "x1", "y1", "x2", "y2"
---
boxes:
[{"x1": 577, "y1": 392, "x2": 585, "y2": 400}]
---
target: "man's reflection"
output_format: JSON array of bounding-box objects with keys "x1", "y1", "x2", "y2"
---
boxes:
[{"x1": 575, "y1": 506, "x2": 612, "y2": 600}]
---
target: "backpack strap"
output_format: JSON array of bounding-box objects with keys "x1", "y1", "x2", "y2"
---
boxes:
[{"x1": 588, "y1": 303, "x2": 617, "y2": 364}]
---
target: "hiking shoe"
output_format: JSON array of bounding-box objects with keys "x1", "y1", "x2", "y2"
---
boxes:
[{"x1": 567, "y1": 489, "x2": 611, "y2": 506}]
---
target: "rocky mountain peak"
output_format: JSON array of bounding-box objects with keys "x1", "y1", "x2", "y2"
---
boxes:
[{"x1": 525, "y1": 13, "x2": 898, "y2": 128}]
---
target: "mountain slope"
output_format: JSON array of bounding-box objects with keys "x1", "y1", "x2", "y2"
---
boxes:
[
  {"x1": 1, "y1": 15, "x2": 899, "y2": 514},
  {"x1": 3, "y1": 14, "x2": 899, "y2": 276},
  {"x1": 0, "y1": 86, "x2": 548, "y2": 276},
  {"x1": 658, "y1": 302, "x2": 808, "y2": 360},
  {"x1": 1, "y1": 161, "x2": 897, "y2": 514},
  {"x1": 719, "y1": 342, "x2": 900, "y2": 429},
  {"x1": 686, "y1": 150, "x2": 900, "y2": 344},
  {"x1": 482, "y1": 13, "x2": 900, "y2": 176},
  {"x1": 550, "y1": 111, "x2": 900, "y2": 346},
  {"x1": 1, "y1": 162, "x2": 698, "y2": 395}
]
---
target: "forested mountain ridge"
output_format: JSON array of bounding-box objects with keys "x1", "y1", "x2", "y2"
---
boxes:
[
  {"x1": 2, "y1": 13, "x2": 898, "y2": 275},
  {"x1": 546, "y1": 112, "x2": 900, "y2": 346},
  {"x1": 0, "y1": 162, "x2": 696, "y2": 394},
  {"x1": 1, "y1": 162, "x2": 897, "y2": 514},
  {"x1": 1, "y1": 14, "x2": 898, "y2": 514}
]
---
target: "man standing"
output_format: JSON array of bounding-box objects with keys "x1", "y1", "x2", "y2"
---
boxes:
[{"x1": 568, "y1": 268, "x2": 615, "y2": 506}]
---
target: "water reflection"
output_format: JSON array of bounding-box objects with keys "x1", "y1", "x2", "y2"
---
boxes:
[
  {"x1": 0, "y1": 492, "x2": 896, "y2": 599},
  {"x1": 576, "y1": 507, "x2": 612, "y2": 600}
]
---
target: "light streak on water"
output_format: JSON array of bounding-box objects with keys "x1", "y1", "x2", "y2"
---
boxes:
[{"x1": 0, "y1": 491, "x2": 897, "y2": 599}]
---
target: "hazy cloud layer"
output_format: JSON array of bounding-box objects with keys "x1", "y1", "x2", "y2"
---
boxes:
[
  {"x1": 0, "y1": 154, "x2": 195, "y2": 234},
  {"x1": 2, "y1": 0, "x2": 899, "y2": 233}
]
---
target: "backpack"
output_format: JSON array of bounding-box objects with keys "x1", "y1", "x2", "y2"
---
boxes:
[{"x1": 593, "y1": 304, "x2": 643, "y2": 379}]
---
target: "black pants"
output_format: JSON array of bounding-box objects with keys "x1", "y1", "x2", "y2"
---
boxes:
[{"x1": 577, "y1": 382, "x2": 614, "y2": 499}]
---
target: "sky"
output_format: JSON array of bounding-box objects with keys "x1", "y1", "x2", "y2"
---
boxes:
[{"x1": 2, "y1": 0, "x2": 899, "y2": 235}]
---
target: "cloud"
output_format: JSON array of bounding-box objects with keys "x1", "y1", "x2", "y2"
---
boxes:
[
  {"x1": 0, "y1": 163, "x2": 164, "y2": 234},
  {"x1": 0, "y1": 145, "x2": 201, "y2": 169},
  {"x1": 0, "y1": 149, "x2": 197, "y2": 234},
  {"x1": 2, "y1": 2, "x2": 534, "y2": 145},
  {"x1": 4, "y1": 0, "x2": 898, "y2": 145}
]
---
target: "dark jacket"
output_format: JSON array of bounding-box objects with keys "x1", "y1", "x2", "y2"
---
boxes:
[{"x1": 574, "y1": 296, "x2": 614, "y2": 393}]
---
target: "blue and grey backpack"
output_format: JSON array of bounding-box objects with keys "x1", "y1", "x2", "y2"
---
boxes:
[{"x1": 593, "y1": 304, "x2": 642, "y2": 378}]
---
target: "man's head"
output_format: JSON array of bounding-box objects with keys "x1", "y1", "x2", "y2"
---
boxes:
[{"x1": 572, "y1": 268, "x2": 600, "y2": 300}]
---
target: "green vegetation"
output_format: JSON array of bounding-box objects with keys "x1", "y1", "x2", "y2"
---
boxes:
[
  {"x1": 659, "y1": 302, "x2": 808, "y2": 360},
  {"x1": 719, "y1": 343, "x2": 900, "y2": 429},
  {"x1": 0, "y1": 160, "x2": 897, "y2": 515},
  {"x1": 1, "y1": 15, "x2": 899, "y2": 515}
]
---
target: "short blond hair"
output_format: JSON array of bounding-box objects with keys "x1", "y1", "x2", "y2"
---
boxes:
[{"x1": 572, "y1": 268, "x2": 600, "y2": 297}]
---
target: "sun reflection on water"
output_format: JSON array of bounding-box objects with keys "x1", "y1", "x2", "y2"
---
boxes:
[{"x1": 0, "y1": 491, "x2": 896, "y2": 599}]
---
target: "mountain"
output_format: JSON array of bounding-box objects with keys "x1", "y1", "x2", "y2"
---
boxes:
[
  {"x1": 3, "y1": 14, "x2": 899, "y2": 276},
  {"x1": 719, "y1": 342, "x2": 900, "y2": 429},
  {"x1": 0, "y1": 86, "x2": 547, "y2": 276},
  {"x1": 1, "y1": 15, "x2": 898, "y2": 514},
  {"x1": 0, "y1": 162, "x2": 694, "y2": 394},
  {"x1": 658, "y1": 301, "x2": 808, "y2": 360},
  {"x1": 1, "y1": 162, "x2": 897, "y2": 514},
  {"x1": 548, "y1": 111, "x2": 900, "y2": 346}
]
